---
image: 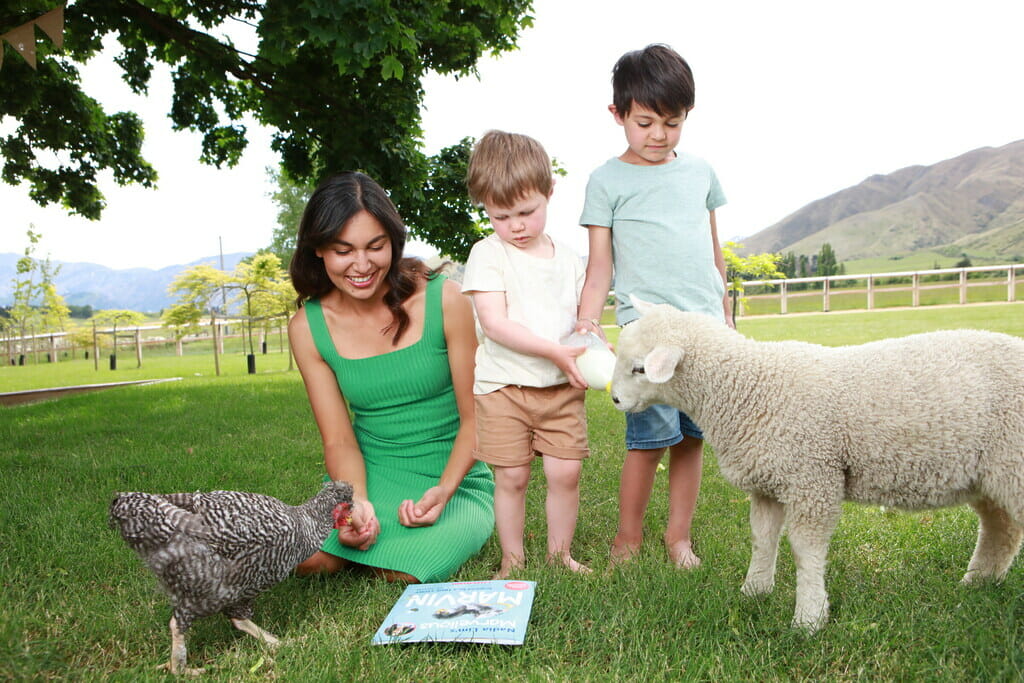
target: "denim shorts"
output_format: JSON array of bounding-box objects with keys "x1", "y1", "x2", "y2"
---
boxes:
[{"x1": 625, "y1": 403, "x2": 704, "y2": 450}]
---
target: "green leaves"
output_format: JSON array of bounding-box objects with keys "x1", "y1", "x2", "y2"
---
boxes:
[
  {"x1": 3, "y1": 0, "x2": 534, "y2": 257},
  {"x1": 380, "y1": 54, "x2": 403, "y2": 80}
]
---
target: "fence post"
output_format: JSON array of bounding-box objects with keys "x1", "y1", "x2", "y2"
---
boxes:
[
  {"x1": 135, "y1": 328, "x2": 143, "y2": 368},
  {"x1": 912, "y1": 273, "x2": 920, "y2": 307},
  {"x1": 212, "y1": 315, "x2": 221, "y2": 377},
  {"x1": 959, "y1": 270, "x2": 967, "y2": 304},
  {"x1": 867, "y1": 276, "x2": 874, "y2": 310},
  {"x1": 823, "y1": 278, "x2": 830, "y2": 312},
  {"x1": 1009, "y1": 266, "x2": 1016, "y2": 303},
  {"x1": 780, "y1": 281, "x2": 788, "y2": 314}
]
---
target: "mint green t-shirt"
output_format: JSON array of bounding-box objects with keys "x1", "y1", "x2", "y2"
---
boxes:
[{"x1": 579, "y1": 153, "x2": 727, "y2": 325}]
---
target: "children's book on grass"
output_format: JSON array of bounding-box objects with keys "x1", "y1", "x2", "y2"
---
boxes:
[{"x1": 371, "y1": 580, "x2": 536, "y2": 645}]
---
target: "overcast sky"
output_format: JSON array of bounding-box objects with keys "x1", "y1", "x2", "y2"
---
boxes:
[{"x1": 3, "y1": 0, "x2": 1023, "y2": 270}]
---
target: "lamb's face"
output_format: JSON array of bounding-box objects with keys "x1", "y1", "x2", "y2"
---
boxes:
[{"x1": 609, "y1": 308, "x2": 684, "y2": 413}]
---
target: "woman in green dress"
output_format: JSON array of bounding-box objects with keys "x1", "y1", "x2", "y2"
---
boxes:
[{"x1": 289, "y1": 172, "x2": 494, "y2": 583}]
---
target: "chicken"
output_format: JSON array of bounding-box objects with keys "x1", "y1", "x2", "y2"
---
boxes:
[{"x1": 109, "y1": 480, "x2": 354, "y2": 675}]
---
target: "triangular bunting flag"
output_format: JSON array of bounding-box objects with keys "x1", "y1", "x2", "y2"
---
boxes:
[
  {"x1": 34, "y1": 6, "x2": 65, "y2": 49},
  {"x1": 2, "y1": 23, "x2": 37, "y2": 69}
]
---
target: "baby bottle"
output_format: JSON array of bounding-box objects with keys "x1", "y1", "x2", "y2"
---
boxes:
[{"x1": 565, "y1": 331, "x2": 616, "y2": 392}]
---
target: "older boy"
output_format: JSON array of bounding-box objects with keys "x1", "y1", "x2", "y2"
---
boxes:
[{"x1": 577, "y1": 44, "x2": 732, "y2": 569}]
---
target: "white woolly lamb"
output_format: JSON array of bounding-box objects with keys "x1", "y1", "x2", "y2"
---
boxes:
[{"x1": 610, "y1": 299, "x2": 1024, "y2": 632}]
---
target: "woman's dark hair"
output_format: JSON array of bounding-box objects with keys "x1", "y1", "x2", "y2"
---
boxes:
[
  {"x1": 612, "y1": 43, "x2": 695, "y2": 117},
  {"x1": 290, "y1": 171, "x2": 434, "y2": 344}
]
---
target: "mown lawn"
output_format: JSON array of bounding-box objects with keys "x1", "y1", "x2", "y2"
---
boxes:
[{"x1": 2, "y1": 305, "x2": 1022, "y2": 680}]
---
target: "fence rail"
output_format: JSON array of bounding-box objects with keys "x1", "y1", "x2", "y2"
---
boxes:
[{"x1": 734, "y1": 263, "x2": 1022, "y2": 315}]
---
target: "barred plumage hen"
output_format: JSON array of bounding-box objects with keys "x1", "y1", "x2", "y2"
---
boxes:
[{"x1": 109, "y1": 480, "x2": 354, "y2": 674}]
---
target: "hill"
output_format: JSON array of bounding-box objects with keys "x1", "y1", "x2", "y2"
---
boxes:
[
  {"x1": 738, "y1": 139, "x2": 1024, "y2": 265},
  {"x1": 0, "y1": 253, "x2": 252, "y2": 313}
]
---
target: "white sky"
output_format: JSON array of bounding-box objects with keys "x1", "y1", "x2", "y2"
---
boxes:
[{"x1": 2, "y1": 0, "x2": 1023, "y2": 270}]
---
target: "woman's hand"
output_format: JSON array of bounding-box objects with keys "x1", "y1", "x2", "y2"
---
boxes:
[
  {"x1": 398, "y1": 486, "x2": 450, "y2": 527},
  {"x1": 336, "y1": 499, "x2": 380, "y2": 551}
]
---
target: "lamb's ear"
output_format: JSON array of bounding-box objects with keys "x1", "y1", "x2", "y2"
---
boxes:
[
  {"x1": 629, "y1": 294, "x2": 657, "y2": 316},
  {"x1": 643, "y1": 346, "x2": 682, "y2": 384}
]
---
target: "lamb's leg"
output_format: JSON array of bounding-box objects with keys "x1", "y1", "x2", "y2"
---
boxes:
[
  {"x1": 962, "y1": 497, "x2": 1024, "y2": 584},
  {"x1": 741, "y1": 493, "x2": 784, "y2": 596},
  {"x1": 785, "y1": 501, "x2": 839, "y2": 633},
  {"x1": 231, "y1": 618, "x2": 281, "y2": 647}
]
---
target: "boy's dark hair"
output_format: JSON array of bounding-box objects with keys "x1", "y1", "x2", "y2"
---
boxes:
[{"x1": 612, "y1": 44, "x2": 695, "y2": 117}]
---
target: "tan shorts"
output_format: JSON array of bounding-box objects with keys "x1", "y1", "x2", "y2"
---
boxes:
[{"x1": 474, "y1": 383, "x2": 589, "y2": 467}]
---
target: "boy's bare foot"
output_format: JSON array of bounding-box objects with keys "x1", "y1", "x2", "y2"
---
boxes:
[
  {"x1": 666, "y1": 539, "x2": 701, "y2": 569},
  {"x1": 547, "y1": 555, "x2": 592, "y2": 574},
  {"x1": 609, "y1": 541, "x2": 641, "y2": 567}
]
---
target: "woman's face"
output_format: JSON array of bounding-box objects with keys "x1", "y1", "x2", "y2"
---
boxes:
[{"x1": 315, "y1": 210, "x2": 393, "y2": 301}]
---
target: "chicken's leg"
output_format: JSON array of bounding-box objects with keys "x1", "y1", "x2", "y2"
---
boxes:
[
  {"x1": 161, "y1": 616, "x2": 204, "y2": 676},
  {"x1": 231, "y1": 618, "x2": 281, "y2": 647}
]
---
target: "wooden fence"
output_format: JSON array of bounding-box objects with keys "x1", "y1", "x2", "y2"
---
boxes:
[
  {"x1": 734, "y1": 263, "x2": 1022, "y2": 315},
  {"x1": 2, "y1": 316, "x2": 289, "y2": 370}
]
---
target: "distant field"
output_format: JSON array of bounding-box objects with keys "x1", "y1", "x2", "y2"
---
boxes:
[{"x1": 841, "y1": 252, "x2": 1013, "y2": 273}]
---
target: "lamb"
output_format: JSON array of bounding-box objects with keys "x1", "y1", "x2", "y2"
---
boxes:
[
  {"x1": 609, "y1": 298, "x2": 1024, "y2": 632},
  {"x1": 109, "y1": 480, "x2": 354, "y2": 674}
]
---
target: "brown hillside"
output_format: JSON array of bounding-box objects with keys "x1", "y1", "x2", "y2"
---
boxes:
[{"x1": 739, "y1": 139, "x2": 1024, "y2": 261}]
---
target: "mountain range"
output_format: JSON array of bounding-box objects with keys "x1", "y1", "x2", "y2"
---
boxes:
[
  {"x1": 738, "y1": 139, "x2": 1024, "y2": 264},
  {"x1": 0, "y1": 252, "x2": 252, "y2": 313},
  {"x1": 4, "y1": 140, "x2": 1023, "y2": 312}
]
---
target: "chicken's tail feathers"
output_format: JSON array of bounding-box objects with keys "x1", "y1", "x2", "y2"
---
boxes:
[{"x1": 109, "y1": 491, "x2": 211, "y2": 549}]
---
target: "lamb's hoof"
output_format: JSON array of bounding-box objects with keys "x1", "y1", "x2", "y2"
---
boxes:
[
  {"x1": 791, "y1": 610, "x2": 827, "y2": 634},
  {"x1": 741, "y1": 579, "x2": 774, "y2": 597},
  {"x1": 960, "y1": 570, "x2": 1001, "y2": 586},
  {"x1": 790, "y1": 614, "x2": 823, "y2": 634}
]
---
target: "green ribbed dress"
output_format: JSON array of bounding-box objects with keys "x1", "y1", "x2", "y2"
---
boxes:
[{"x1": 304, "y1": 275, "x2": 494, "y2": 582}]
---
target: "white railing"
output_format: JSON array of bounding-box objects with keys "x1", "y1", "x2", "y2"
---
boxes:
[{"x1": 735, "y1": 264, "x2": 1022, "y2": 315}]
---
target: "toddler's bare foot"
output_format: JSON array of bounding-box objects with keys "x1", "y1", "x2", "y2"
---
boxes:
[
  {"x1": 547, "y1": 554, "x2": 592, "y2": 574},
  {"x1": 493, "y1": 557, "x2": 525, "y2": 580},
  {"x1": 666, "y1": 539, "x2": 701, "y2": 569}
]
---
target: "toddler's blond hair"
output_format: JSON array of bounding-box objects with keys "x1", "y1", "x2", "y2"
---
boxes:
[{"x1": 467, "y1": 130, "x2": 552, "y2": 208}]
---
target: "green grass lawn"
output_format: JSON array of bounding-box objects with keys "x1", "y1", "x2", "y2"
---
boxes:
[{"x1": 2, "y1": 305, "x2": 1023, "y2": 680}]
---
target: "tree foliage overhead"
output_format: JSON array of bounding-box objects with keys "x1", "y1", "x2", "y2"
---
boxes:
[{"x1": 1, "y1": 0, "x2": 534, "y2": 258}]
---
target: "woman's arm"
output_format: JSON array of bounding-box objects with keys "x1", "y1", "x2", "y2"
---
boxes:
[
  {"x1": 289, "y1": 309, "x2": 380, "y2": 549},
  {"x1": 398, "y1": 279, "x2": 479, "y2": 527}
]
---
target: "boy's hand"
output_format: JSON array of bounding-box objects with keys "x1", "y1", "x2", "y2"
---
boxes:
[
  {"x1": 551, "y1": 344, "x2": 588, "y2": 390},
  {"x1": 576, "y1": 318, "x2": 609, "y2": 343}
]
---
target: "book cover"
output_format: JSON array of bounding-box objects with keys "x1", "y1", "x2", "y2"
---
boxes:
[{"x1": 371, "y1": 579, "x2": 536, "y2": 645}]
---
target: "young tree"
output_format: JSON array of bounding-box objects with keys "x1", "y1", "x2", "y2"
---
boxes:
[
  {"x1": 2, "y1": 2, "x2": 534, "y2": 257},
  {"x1": 8, "y1": 227, "x2": 70, "y2": 362},
  {"x1": 722, "y1": 242, "x2": 786, "y2": 323},
  {"x1": 92, "y1": 309, "x2": 146, "y2": 368},
  {"x1": 230, "y1": 252, "x2": 285, "y2": 362},
  {"x1": 165, "y1": 253, "x2": 290, "y2": 372}
]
